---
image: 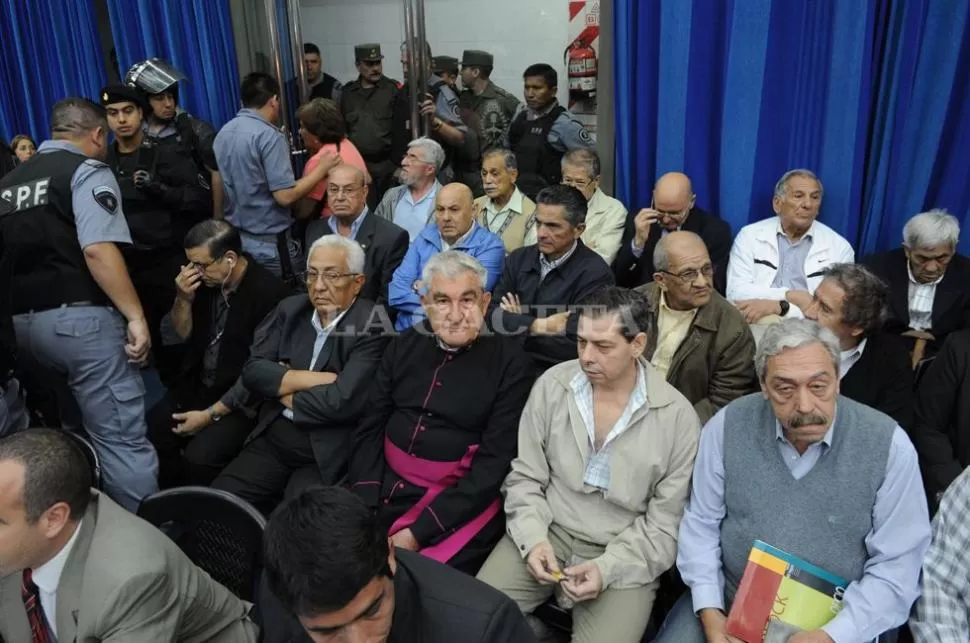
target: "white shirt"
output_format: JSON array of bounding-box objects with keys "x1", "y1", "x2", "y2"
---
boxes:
[
  {"x1": 31, "y1": 519, "x2": 84, "y2": 636},
  {"x1": 440, "y1": 222, "x2": 477, "y2": 252},
  {"x1": 282, "y1": 307, "x2": 350, "y2": 420},
  {"x1": 907, "y1": 262, "x2": 942, "y2": 331},
  {"x1": 839, "y1": 337, "x2": 868, "y2": 379}
]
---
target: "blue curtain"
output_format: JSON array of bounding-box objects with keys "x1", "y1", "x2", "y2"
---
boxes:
[
  {"x1": 0, "y1": 0, "x2": 107, "y2": 143},
  {"x1": 105, "y1": 0, "x2": 241, "y2": 129},
  {"x1": 615, "y1": 0, "x2": 970, "y2": 255}
]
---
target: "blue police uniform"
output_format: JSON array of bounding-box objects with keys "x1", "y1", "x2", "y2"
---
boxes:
[
  {"x1": 0, "y1": 139, "x2": 159, "y2": 510},
  {"x1": 214, "y1": 108, "x2": 302, "y2": 281}
]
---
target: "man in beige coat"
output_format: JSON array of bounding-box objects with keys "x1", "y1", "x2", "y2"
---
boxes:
[
  {"x1": 477, "y1": 286, "x2": 700, "y2": 643},
  {"x1": 0, "y1": 429, "x2": 257, "y2": 643}
]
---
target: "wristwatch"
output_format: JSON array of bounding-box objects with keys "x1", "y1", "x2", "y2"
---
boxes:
[
  {"x1": 778, "y1": 300, "x2": 790, "y2": 316},
  {"x1": 207, "y1": 407, "x2": 223, "y2": 423}
]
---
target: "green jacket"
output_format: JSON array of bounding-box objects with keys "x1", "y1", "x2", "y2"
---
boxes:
[{"x1": 459, "y1": 81, "x2": 520, "y2": 150}]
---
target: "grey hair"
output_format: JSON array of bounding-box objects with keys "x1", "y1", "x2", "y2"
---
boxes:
[
  {"x1": 420, "y1": 250, "x2": 487, "y2": 291},
  {"x1": 754, "y1": 319, "x2": 841, "y2": 381},
  {"x1": 561, "y1": 148, "x2": 601, "y2": 178},
  {"x1": 409, "y1": 137, "x2": 446, "y2": 172},
  {"x1": 482, "y1": 147, "x2": 517, "y2": 171},
  {"x1": 306, "y1": 235, "x2": 366, "y2": 274},
  {"x1": 653, "y1": 237, "x2": 671, "y2": 272},
  {"x1": 902, "y1": 209, "x2": 960, "y2": 250},
  {"x1": 773, "y1": 169, "x2": 823, "y2": 200},
  {"x1": 50, "y1": 97, "x2": 107, "y2": 138}
]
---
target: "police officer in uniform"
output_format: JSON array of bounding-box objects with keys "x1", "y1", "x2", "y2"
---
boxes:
[
  {"x1": 0, "y1": 198, "x2": 28, "y2": 437},
  {"x1": 340, "y1": 44, "x2": 401, "y2": 210},
  {"x1": 125, "y1": 58, "x2": 223, "y2": 219},
  {"x1": 459, "y1": 50, "x2": 521, "y2": 152},
  {"x1": 101, "y1": 85, "x2": 211, "y2": 377},
  {"x1": 0, "y1": 98, "x2": 159, "y2": 511},
  {"x1": 505, "y1": 63, "x2": 593, "y2": 200},
  {"x1": 305, "y1": 42, "x2": 342, "y2": 102},
  {"x1": 433, "y1": 55, "x2": 460, "y2": 90}
]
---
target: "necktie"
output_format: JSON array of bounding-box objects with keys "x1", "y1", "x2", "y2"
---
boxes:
[{"x1": 21, "y1": 569, "x2": 53, "y2": 643}]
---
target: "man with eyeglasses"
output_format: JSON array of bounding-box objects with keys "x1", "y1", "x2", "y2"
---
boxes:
[
  {"x1": 633, "y1": 231, "x2": 757, "y2": 423},
  {"x1": 213, "y1": 235, "x2": 389, "y2": 510},
  {"x1": 152, "y1": 220, "x2": 288, "y2": 487},
  {"x1": 306, "y1": 165, "x2": 409, "y2": 308},
  {"x1": 525, "y1": 149, "x2": 626, "y2": 264},
  {"x1": 613, "y1": 172, "x2": 732, "y2": 295}
]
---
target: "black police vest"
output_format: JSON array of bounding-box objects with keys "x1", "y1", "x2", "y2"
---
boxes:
[
  {"x1": 310, "y1": 74, "x2": 338, "y2": 101},
  {"x1": 508, "y1": 105, "x2": 566, "y2": 200},
  {"x1": 0, "y1": 150, "x2": 108, "y2": 314}
]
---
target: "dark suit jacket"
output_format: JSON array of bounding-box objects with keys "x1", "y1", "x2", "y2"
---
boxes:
[
  {"x1": 257, "y1": 549, "x2": 536, "y2": 643},
  {"x1": 840, "y1": 332, "x2": 914, "y2": 430},
  {"x1": 242, "y1": 295, "x2": 390, "y2": 482},
  {"x1": 488, "y1": 240, "x2": 614, "y2": 372},
  {"x1": 613, "y1": 206, "x2": 733, "y2": 294},
  {"x1": 911, "y1": 329, "x2": 970, "y2": 501},
  {"x1": 306, "y1": 211, "x2": 409, "y2": 305},
  {"x1": 862, "y1": 248, "x2": 970, "y2": 348}
]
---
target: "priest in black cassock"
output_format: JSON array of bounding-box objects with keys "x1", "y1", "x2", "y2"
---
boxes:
[{"x1": 348, "y1": 250, "x2": 535, "y2": 574}]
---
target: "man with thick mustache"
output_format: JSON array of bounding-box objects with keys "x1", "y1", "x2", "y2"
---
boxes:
[{"x1": 654, "y1": 319, "x2": 931, "y2": 643}]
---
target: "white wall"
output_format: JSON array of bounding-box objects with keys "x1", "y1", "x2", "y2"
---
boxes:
[{"x1": 299, "y1": 0, "x2": 571, "y2": 106}]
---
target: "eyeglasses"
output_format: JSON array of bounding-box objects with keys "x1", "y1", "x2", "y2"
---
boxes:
[
  {"x1": 660, "y1": 264, "x2": 714, "y2": 284},
  {"x1": 303, "y1": 270, "x2": 359, "y2": 286},
  {"x1": 326, "y1": 185, "x2": 362, "y2": 197},
  {"x1": 189, "y1": 254, "x2": 226, "y2": 271},
  {"x1": 562, "y1": 176, "x2": 597, "y2": 188},
  {"x1": 651, "y1": 197, "x2": 692, "y2": 220}
]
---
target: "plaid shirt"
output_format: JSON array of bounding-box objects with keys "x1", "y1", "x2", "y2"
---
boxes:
[
  {"x1": 570, "y1": 362, "x2": 647, "y2": 490},
  {"x1": 910, "y1": 465, "x2": 970, "y2": 640},
  {"x1": 907, "y1": 262, "x2": 942, "y2": 331},
  {"x1": 539, "y1": 241, "x2": 578, "y2": 281}
]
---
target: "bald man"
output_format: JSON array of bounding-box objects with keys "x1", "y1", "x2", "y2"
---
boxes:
[
  {"x1": 613, "y1": 172, "x2": 732, "y2": 294},
  {"x1": 389, "y1": 182, "x2": 505, "y2": 329},
  {"x1": 633, "y1": 231, "x2": 757, "y2": 423},
  {"x1": 306, "y1": 164, "x2": 409, "y2": 306}
]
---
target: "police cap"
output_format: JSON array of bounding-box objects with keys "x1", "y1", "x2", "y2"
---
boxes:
[
  {"x1": 461, "y1": 50, "x2": 493, "y2": 68},
  {"x1": 99, "y1": 84, "x2": 145, "y2": 109},
  {"x1": 354, "y1": 43, "x2": 384, "y2": 62},
  {"x1": 432, "y1": 56, "x2": 459, "y2": 76}
]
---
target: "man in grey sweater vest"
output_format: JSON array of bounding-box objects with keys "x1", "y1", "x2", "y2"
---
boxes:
[{"x1": 654, "y1": 319, "x2": 931, "y2": 643}]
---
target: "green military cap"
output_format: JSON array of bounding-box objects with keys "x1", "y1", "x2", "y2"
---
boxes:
[
  {"x1": 354, "y1": 43, "x2": 383, "y2": 62},
  {"x1": 432, "y1": 56, "x2": 459, "y2": 75},
  {"x1": 461, "y1": 50, "x2": 493, "y2": 68}
]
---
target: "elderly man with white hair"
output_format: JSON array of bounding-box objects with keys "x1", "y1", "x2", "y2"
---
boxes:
[
  {"x1": 863, "y1": 209, "x2": 970, "y2": 357},
  {"x1": 727, "y1": 169, "x2": 855, "y2": 323},
  {"x1": 212, "y1": 235, "x2": 391, "y2": 510},
  {"x1": 653, "y1": 318, "x2": 931, "y2": 643},
  {"x1": 375, "y1": 136, "x2": 446, "y2": 241}
]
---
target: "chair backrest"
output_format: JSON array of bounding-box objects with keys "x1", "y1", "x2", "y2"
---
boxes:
[
  {"x1": 137, "y1": 486, "x2": 266, "y2": 601},
  {"x1": 63, "y1": 430, "x2": 102, "y2": 490}
]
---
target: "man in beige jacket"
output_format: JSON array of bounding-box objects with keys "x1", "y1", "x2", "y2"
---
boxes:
[{"x1": 477, "y1": 286, "x2": 700, "y2": 643}]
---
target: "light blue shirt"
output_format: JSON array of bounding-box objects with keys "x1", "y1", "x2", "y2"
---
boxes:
[
  {"x1": 677, "y1": 406, "x2": 931, "y2": 642},
  {"x1": 327, "y1": 207, "x2": 369, "y2": 241},
  {"x1": 282, "y1": 307, "x2": 348, "y2": 421},
  {"x1": 214, "y1": 108, "x2": 295, "y2": 234},
  {"x1": 393, "y1": 181, "x2": 441, "y2": 241},
  {"x1": 771, "y1": 230, "x2": 813, "y2": 291}
]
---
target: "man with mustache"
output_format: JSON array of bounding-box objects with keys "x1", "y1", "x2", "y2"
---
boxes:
[
  {"x1": 727, "y1": 169, "x2": 855, "y2": 323},
  {"x1": 634, "y1": 231, "x2": 757, "y2": 424},
  {"x1": 474, "y1": 148, "x2": 537, "y2": 253},
  {"x1": 655, "y1": 319, "x2": 931, "y2": 643}
]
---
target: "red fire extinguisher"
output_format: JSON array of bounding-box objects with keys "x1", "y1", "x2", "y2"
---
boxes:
[{"x1": 565, "y1": 39, "x2": 597, "y2": 100}]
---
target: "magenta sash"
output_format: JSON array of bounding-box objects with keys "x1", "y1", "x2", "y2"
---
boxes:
[{"x1": 384, "y1": 434, "x2": 501, "y2": 563}]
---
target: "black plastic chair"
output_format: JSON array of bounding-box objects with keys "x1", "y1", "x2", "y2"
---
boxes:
[
  {"x1": 137, "y1": 486, "x2": 266, "y2": 601},
  {"x1": 63, "y1": 430, "x2": 102, "y2": 490}
]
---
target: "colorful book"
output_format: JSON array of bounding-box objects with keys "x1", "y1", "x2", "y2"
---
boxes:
[{"x1": 726, "y1": 540, "x2": 868, "y2": 643}]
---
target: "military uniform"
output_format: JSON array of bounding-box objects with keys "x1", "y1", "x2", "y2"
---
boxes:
[
  {"x1": 506, "y1": 100, "x2": 594, "y2": 200},
  {"x1": 340, "y1": 44, "x2": 401, "y2": 209},
  {"x1": 0, "y1": 138, "x2": 159, "y2": 510},
  {"x1": 458, "y1": 50, "x2": 521, "y2": 151}
]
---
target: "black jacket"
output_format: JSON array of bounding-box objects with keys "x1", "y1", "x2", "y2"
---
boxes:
[
  {"x1": 862, "y1": 248, "x2": 970, "y2": 349},
  {"x1": 911, "y1": 329, "x2": 970, "y2": 500},
  {"x1": 840, "y1": 332, "x2": 914, "y2": 430},
  {"x1": 256, "y1": 549, "x2": 537, "y2": 643},
  {"x1": 612, "y1": 206, "x2": 733, "y2": 294},
  {"x1": 305, "y1": 212, "x2": 409, "y2": 305},
  {"x1": 242, "y1": 295, "x2": 390, "y2": 483},
  {"x1": 488, "y1": 240, "x2": 614, "y2": 372}
]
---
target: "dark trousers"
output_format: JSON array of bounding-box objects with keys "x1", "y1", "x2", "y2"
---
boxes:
[
  {"x1": 128, "y1": 249, "x2": 185, "y2": 382},
  {"x1": 366, "y1": 160, "x2": 397, "y2": 210},
  {"x1": 211, "y1": 416, "x2": 324, "y2": 513}
]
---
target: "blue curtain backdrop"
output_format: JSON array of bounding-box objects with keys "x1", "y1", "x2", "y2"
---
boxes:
[
  {"x1": 0, "y1": 0, "x2": 106, "y2": 143},
  {"x1": 615, "y1": 0, "x2": 970, "y2": 256},
  {"x1": 105, "y1": 0, "x2": 241, "y2": 129}
]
